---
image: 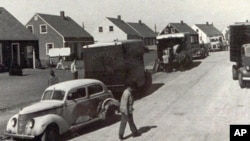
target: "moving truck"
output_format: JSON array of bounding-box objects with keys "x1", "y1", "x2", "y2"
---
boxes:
[
  {"x1": 230, "y1": 22, "x2": 250, "y2": 88},
  {"x1": 156, "y1": 33, "x2": 193, "y2": 71},
  {"x1": 83, "y1": 40, "x2": 152, "y2": 95}
]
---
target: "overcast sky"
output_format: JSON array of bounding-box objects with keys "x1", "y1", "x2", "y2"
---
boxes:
[{"x1": 0, "y1": 0, "x2": 249, "y2": 33}]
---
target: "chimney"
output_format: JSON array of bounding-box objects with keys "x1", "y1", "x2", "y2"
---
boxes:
[
  {"x1": 60, "y1": 11, "x2": 65, "y2": 19},
  {"x1": 181, "y1": 20, "x2": 184, "y2": 24},
  {"x1": 247, "y1": 20, "x2": 249, "y2": 23},
  {"x1": 139, "y1": 20, "x2": 142, "y2": 24},
  {"x1": 117, "y1": 15, "x2": 121, "y2": 20},
  {"x1": 206, "y1": 21, "x2": 209, "y2": 26}
]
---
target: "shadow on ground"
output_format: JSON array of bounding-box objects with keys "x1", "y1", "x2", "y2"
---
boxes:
[
  {"x1": 59, "y1": 115, "x2": 121, "y2": 141},
  {"x1": 123, "y1": 125, "x2": 157, "y2": 140}
]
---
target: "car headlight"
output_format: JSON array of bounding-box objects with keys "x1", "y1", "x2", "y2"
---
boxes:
[
  {"x1": 11, "y1": 118, "x2": 17, "y2": 127},
  {"x1": 27, "y1": 119, "x2": 35, "y2": 129},
  {"x1": 246, "y1": 66, "x2": 250, "y2": 71}
]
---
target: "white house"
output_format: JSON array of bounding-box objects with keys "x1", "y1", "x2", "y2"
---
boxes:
[
  {"x1": 192, "y1": 22, "x2": 223, "y2": 44},
  {"x1": 92, "y1": 15, "x2": 140, "y2": 43}
]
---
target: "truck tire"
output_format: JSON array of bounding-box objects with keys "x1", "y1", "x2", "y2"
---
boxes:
[
  {"x1": 238, "y1": 73, "x2": 245, "y2": 88},
  {"x1": 144, "y1": 70, "x2": 152, "y2": 89},
  {"x1": 232, "y1": 65, "x2": 238, "y2": 80},
  {"x1": 41, "y1": 124, "x2": 59, "y2": 141}
]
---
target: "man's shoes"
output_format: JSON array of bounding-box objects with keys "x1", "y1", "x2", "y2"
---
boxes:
[
  {"x1": 119, "y1": 135, "x2": 124, "y2": 140},
  {"x1": 132, "y1": 132, "x2": 141, "y2": 137}
]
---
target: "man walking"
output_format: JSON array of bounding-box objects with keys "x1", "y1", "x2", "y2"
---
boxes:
[{"x1": 119, "y1": 81, "x2": 141, "y2": 140}]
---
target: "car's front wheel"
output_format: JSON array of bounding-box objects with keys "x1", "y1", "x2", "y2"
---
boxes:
[
  {"x1": 41, "y1": 124, "x2": 59, "y2": 141},
  {"x1": 238, "y1": 73, "x2": 245, "y2": 88}
]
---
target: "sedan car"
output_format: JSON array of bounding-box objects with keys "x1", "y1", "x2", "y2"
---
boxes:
[{"x1": 5, "y1": 79, "x2": 119, "y2": 141}]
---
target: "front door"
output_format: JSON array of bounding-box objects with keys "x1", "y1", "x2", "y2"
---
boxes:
[
  {"x1": 64, "y1": 87, "x2": 90, "y2": 125},
  {"x1": 11, "y1": 43, "x2": 20, "y2": 65}
]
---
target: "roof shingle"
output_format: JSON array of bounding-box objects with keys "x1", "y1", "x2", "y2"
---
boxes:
[
  {"x1": 195, "y1": 24, "x2": 222, "y2": 36},
  {"x1": 0, "y1": 7, "x2": 37, "y2": 40}
]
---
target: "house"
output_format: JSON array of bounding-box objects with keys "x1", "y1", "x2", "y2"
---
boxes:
[
  {"x1": 0, "y1": 7, "x2": 38, "y2": 69},
  {"x1": 92, "y1": 15, "x2": 157, "y2": 46},
  {"x1": 159, "y1": 21, "x2": 199, "y2": 43},
  {"x1": 192, "y1": 22, "x2": 223, "y2": 44},
  {"x1": 127, "y1": 20, "x2": 157, "y2": 46},
  {"x1": 26, "y1": 11, "x2": 94, "y2": 64}
]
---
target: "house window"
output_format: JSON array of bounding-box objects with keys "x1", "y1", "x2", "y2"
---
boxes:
[
  {"x1": 46, "y1": 43, "x2": 54, "y2": 55},
  {"x1": 196, "y1": 29, "x2": 199, "y2": 33},
  {"x1": 191, "y1": 36, "x2": 195, "y2": 43},
  {"x1": 99, "y1": 27, "x2": 103, "y2": 32},
  {"x1": 26, "y1": 25, "x2": 34, "y2": 33},
  {"x1": 40, "y1": 24, "x2": 47, "y2": 34},
  {"x1": 171, "y1": 28, "x2": 175, "y2": 33},
  {"x1": 109, "y1": 26, "x2": 114, "y2": 32}
]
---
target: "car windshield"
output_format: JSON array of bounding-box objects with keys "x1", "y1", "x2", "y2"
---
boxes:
[{"x1": 42, "y1": 90, "x2": 65, "y2": 100}]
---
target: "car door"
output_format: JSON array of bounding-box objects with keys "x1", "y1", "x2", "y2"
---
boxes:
[
  {"x1": 63, "y1": 87, "x2": 90, "y2": 125},
  {"x1": 87, "y1": 84, "x2": 108, "y2": 118}
]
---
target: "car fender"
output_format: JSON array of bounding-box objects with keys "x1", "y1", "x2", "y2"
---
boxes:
[
  {"x1": 27, "y1": 114, "x2": 69, "y2": 136},
  {"x1": 6, "y1": 114, "x2": 18, "y2": 132},
  {"x1": 100, "y1": 98, "x2": 119, "y2": 118}
]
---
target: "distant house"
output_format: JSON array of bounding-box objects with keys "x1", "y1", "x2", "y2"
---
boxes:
[
  {"x1": 0, "y1": 7, "x2": 38, "y2": 68},
  {"x1": 192, "y1": 22, "x2": 223, "y2": 44},
  {"x1": 26, "y1": 11, "x2": 94, "y2": 64},
  {"x1": 128, "y1": 20, "x2": 157, "y2": 46},
  {"x1": 159, "y1": 21, "x2": 199, "y2": 44},
  {"x1": 92, "y1": 15, "x2": 156, "y2": 46}
]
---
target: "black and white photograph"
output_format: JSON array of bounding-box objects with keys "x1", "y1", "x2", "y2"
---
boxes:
[{"x1": 0, "y1": 0, "x2": 249, "y2": 141}]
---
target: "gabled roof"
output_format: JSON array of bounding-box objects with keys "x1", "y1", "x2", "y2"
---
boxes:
[
  {"x1": 0, "y1": 7, "x2": 37, "y2": 40},
  {"x1": 127, "y1": 22, "x2": 157, "y2": 38},
  {"x1": 107, "y1": 17, "x2": 140, "y2": 37},
  {"x1": 37, "y1": 13, "x2": 93, "y2": 39},
  {"x1": 170, "y1": 22, "x2": 197, "y2": 34},
  {"x1": 195, "y1": 24, "x2": 222, "y2": 36}
]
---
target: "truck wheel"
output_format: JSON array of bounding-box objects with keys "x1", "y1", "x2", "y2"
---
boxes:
[
  {"x1": 232, "y1": 65, "x2": 238, "y2": 80},
  {"x1": 238, "y1": 73, "x2": 245, "y2": 88},
  {"x1": 145, "y1": 70, "x2": 152, "y2": 88},
  {"x1": 41, "y1": 124, "x2": 59, "y2": 141}
]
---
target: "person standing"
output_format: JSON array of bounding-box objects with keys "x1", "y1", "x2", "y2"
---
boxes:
[
  {"x1": 48, "y1": 70, "x2": 59, "y2": 86},
  {"x1": 162, "y1": 50, "x2": 169, "y2": 72},
  {"x1": 56, "y1": 56, "x2": 65, "y2": 70},
  {"x1": 119, "y1": 81, "x2": 141, "y2": 140},
  {"x1": 71, "y1": 59, "x2": 78, "y2": 79}
]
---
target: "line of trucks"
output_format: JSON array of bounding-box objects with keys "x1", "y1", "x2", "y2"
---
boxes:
[{"x1": 49, "y1": 33, "x2": 211, "y2": 96}]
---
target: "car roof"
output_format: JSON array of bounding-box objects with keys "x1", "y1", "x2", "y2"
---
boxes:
[{"x1": 46, "y1": 79, "x2": 104, "y2": 92}]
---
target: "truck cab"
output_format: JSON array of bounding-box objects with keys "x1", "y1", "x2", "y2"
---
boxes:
[{"x1": 237, "y1": 44, "x2": 250, "y2": 87}]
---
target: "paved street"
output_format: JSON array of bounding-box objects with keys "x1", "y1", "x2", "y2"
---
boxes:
[{"x1": 1, "y1": 50, "x2": 249, "y2": 141}]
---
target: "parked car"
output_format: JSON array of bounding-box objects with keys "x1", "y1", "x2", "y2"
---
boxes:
[{"x1": 5, "y1": 79, "x2": 119, "y2": 141}]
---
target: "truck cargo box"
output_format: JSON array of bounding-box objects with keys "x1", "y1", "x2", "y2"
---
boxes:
[
  {"x1": 83, "y1": 40, "x2": 149, "y2": 94},
  {"x1": 230, "y1": 24, "x2": 250, "y2": 62}
]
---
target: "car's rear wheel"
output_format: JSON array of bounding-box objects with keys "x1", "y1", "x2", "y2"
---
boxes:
[
  {"x1": 41, "y1": 124, "x2": 59, "y2": 141},
  {"x1": 105, "y1": 105, "x2": 118, "y2": 124}
]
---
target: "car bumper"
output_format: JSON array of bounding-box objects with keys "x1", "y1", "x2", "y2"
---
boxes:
[{"x1": 4, "y1": 132, "x2": 35, "y2": 140}]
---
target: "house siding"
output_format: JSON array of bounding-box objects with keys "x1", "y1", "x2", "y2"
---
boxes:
[
  {"x1": 92, "y1": 18, "x2": 127, "y2": 42},
  {"x1": 27, "y1": 15, "x2": 64, "y2": 64}
]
